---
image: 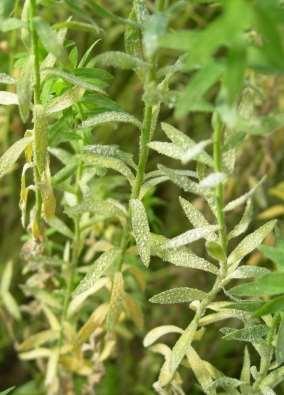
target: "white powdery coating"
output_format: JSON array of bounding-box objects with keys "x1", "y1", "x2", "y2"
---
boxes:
[
  {"x1": 181, "y1": 140, "x2": 211, "y2": 164},
  {"x1": 148, "y1": 141, "x2": 184, "y2": 161},
  {"x1": 0, "y1": 73, "x2": 16, "y2": 84},
  {"x1": 228, "y1": 220, "x2": 277, "y2": 266},
  {"x1": 130, "y1": 199, "x2": 151, "y2": 267},
  {"x1": 159, "y1": 164, "x2": 203, "y2": 195},
  {"x1": 150, "y1": 287, "x2": 206, "y2": 304},
  {"x1": 46, "y1": 87, "x2": 84, "y2": 114},
  {"x1": 164, "y1": 225, "x2": 219, "y2": 249},
  {"x1": 179, "y1": 197, "x2": 217, "y2": 241},
  {"x1": 81, "y1": 111, "x2": 142, "y2": 129},
  {"x1": 224, "y1": 176, "x2": 266, "y2": 212},
  {"x1": 0, "y1": 91, "x2": 18, "y2": 105},
  {"x1": 0, "y1": 136, "x2": 32, "y2": 179},
  {"x1": 199, "y1": 172, "x2": 226, "y2": 189},
  {"x1": 73, "y1": 248, "x2": 120, "y2": 296},
  {"x1": 94, "y1": 51, "x2": 146, "y2": 70},
  {"x1": 228, "y1": 199, "x2": 253, "y2": 239}
]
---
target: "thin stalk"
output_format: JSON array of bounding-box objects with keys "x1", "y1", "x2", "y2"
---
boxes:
[
  {"x1": 213, "y1": 113, "x2": 228, "y2": 265},
  {"x1": 29, "y1": 0, "x2": 42, "y2": 233},
  {"x1": 253, "y1": 314, "x2": 281, "y2": 392},
  {"x1": 156, "y1": 0, "x2": 167, "y2": 12}
]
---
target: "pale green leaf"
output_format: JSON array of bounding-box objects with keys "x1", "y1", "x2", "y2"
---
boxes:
[
  {"x1": 227, "y1": 220, "x2": 277, "y2": 267},
  {"x1": 80, "y1": 111, "x2": 141, "y2": 129},
  {"x1": 231, "y1": 272, "x2": 284, "y2": 297},
  {"x1": 228, "y1": 199, "x2": 253, "y2": 239},
  {"x1": 150, "y1": 287, "x2": 206, "y2": 304},
  {"x1": 0, "y1": 136, "x2": 33, "y2": 179},
  {"x1": 1, "y1": 291, "x2": 21, "y2": 320},
  {"x1": 186, "y1": 346, "x2": 214, "y2": 392},
  {"x1": 94, "y1": 51, "x2": 146, "y2": 70},
  {"x1": 46, "y1": 217, "x2": 74, "y2": 239},
  {"x1": 224, "y1": 177, "x2": 266, "y2": 212},
  {"x1": 0, "y1": 260, "x2": 13, "y2": 292},
  {"x1": 46, "y1": 86, "x2": 85, "y2": 114},
  {"x1": 158, "y1": 164, "x2": 203, "y2": 195},
  {"x1": 164, "y1": 225, "x2": 219, "y2": 249},
  {"x1": 0, "y1": 91, "x2": 18, "y2": 105},
  {"x1": 16, "y1": 55, "x2": 34, "y2": 122},
  {"x1": 221, "y1": 324, "x2": 267, "y2": 343},
  {"x1": 130, "y1": 199, "x2": 151, "y2": 267},
  {"x1": 151, "y1": 234, "x2": 218, "y2": 274},
  {"x1": 229, "y1": 266, "x2": 270, "y2": 279},
  {"x1": 143, "y1": 325, "x2": 183, "y2": 347},
  {"x1": 0, "y1": 388, "x2": 15, "y2": 395},
  {"x1": 276, "y1": 319, "x2": 284, "y2": 365},
  {"x1": 34, "y1": 17, "x2": 69, "y2": 65},
  {"x1": 73, "y1": 248, "x2": 121, "y2": 296},
  {"x1": 161, "y1": 123, "x2": 214, "y2": 167},
  {"x1": 44, "y1": 68, "x2": 105, "y2": 94}
]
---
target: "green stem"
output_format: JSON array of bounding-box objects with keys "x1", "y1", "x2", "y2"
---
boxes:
[
  {"x1": 213, "y1": 112, "x2": 228, "y2": 264},
  {"x1": 29, "y1": 0, "x2": 42, "y2": 234},
  {"x1": 253, "y1": 314, "x2": 281, "y2": 392},
  {"x1": 156, "y1": 0, "x2": 167, "y2": 12}
]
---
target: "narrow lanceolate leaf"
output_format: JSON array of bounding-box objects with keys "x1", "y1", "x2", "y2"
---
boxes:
[
  {"x1": 148, "y1": 141, "x2": 184, "y2": 161},
  {"x1": 73, "y1": 248, "x2": 121, "y2": 296},
  {"x1": 161, "y1": 123, "x2": 214, "y2": 167},
  {"x1": 80, "y1": 111, "x2": 141, "y2": 129},
  {"x1": 106, "y1": 272, "x2": 125, "y2": 330},
  {"x1": 143, "y1": 325, "x2": 183, "y2": 347},
  {"x1": 186, "y1": 347, "x2": 214, "y2": 392},
  {"x1": 82, "y1": 154, "x2": 134, "y2": 184},
  {"x1": 179, "y1": 197, "x2": 217, "y2": 241},
  {"x1": 0, "y1": 388, "x2": 15, "y2": 395},
  {"x1": 130, "y1": 199, "x2": 151, "y2": 267},
  {"x1": 150, "y1": 287, "x2": 206, "y2": 304},
  {"x1": 17, "y1": 55, "x2": 33, "y2": 122},
  {"x1": 46, "y1": 86, "x2": 85, "y2": 114},
  {"x1": 158, "y1": 164, "x2": 203, "y2": 195},
  {"x1": 224, "y1": 176, "x2": 266, "y2": 212},
  {"x1": 33, "y1": 105, "x2": 48, "y2": 176},
  {"x1": 94, "y1": 51, "x2": 146, "y2": 70},
  {"x1": 231, "y1": 272, "x2": 284, "y2": 297},
  {"x1": 181, "y1": 140, "x2": 211, "y2": 164},
  {"x1": 164, "y1": 225, "x2": 219, "y2": 249},
  {"x1": 199, "y1": 172, "x2": 226, "y2": 189},
  {"x1": 151, "y1": 234, "x2": 218, "y2": 274},
  {"x1": 43, "y1": 69, "x2": 105, "y2": 94},
  {"x1": 0, "y1": 136, "x2": 33, "y2": 179},
  {"x1": 34, "y1": 17, "x2": 69, "y2": 65},
  {"x1": 221, "y1": 324, "x2": 267, "y2": 343},
  {"x1": 227, "y1": 220, "x2": 277, "y2": 267},
  {"x1": 276, "y1": 319, "x2": 284, "y2": 364},
  {"x1": 0, "y1": 73, "x2": 16, "y2": 84},
  {"x1": 228, "y1": 199, "x2": 253, "y2": 239},
  {"x1": 0, "y1": 91, "x2": 18, "y2": 105},
  {"x1": 229, "y1": 266, "x2": 270, "y2": 279}
]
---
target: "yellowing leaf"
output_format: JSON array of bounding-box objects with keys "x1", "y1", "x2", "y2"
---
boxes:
[
  {"x1": 258, "y1": 205, "x2": 284, "y2": 220},
  {"x1": 143, "y1": 325, "x2": 183, "y2": 347},
  {"x1": 106, "y1": 272, "x2": 124, "y2": 330},
  {"x1": 0, "y1": 136, "x2": 33, "y2": 179},
  {"x1": 130, "y1": 199, "x2": 151, "y2": 267}
]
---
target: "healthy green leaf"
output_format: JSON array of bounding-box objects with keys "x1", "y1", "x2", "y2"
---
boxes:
[
  {"x1": 255, "y1": 295, "x2": 284, "y2": 317},
  {"x1": 34, "y1": 17, "x2": 69, "y2": 65},
  {"x1": 259, "y1": 239, "x2": 284, "y2": 270},
  {"x1": 231, "y1": 272, "x2": 284, "y2": 297},
  {"x1": 130, "y1": 199, "x2": 151, "y2": 267}
]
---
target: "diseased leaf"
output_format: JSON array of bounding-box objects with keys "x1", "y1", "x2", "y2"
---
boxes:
[
  {"x1": 164, "y1": 225, "x2": 219, "y2": 249},
  {"x1": 34, "y1": 17, "x2": 69, "y2": 65},
  {"x1": 221, "y1": 324, "x2": 267, "y2": 343},
  {"x1": 106, "y1": 272, "x2": 124, "y2": 330},
  {"x1": 179, "y1": 197, "x2": 217, "y2": 241},
  {"x1": 186, "y1": 346, "x2": 214, "y2": 392},
  {"x1": 46, "y1": 86, "x2": 85, "y2": 114},
  {"x1": 123, "y1": 294, "x2": 144, "y2": 330},
  {"x1": 94, "y1": 51, "x2": 146, "y2": 70},
  {"x1": 150, "y1": 287, "x2": 206, "y2": 304},
  {"x1": 224, "y1": 177, "x2": 266, "y2": 212},
  {"x1": 276, "y1": 318, "x2": 284, "y2": 365},
  {"x1": 74, "y1": 249, "x2": 121, "y2": 296},
  {"x1": 80, "y1": 111, "x2": 141, "y2": 129},
  {"x1": 161, "y1": 123, "x2": 214, "y2": 167},
  {"x1": 151, "y1": 234, "x2": 218, "y2": 274},
  {"x1": 0, "y1": 73, "x2": 16, "y2": 84},
  {"x1": 17, "y1": 55, "x2": 33, "y2": 122},
  {"x1": 130, "y1": 199, "x2": 151, "y2": 267},
  {"x1": 143, "y1": 325, "x2": 183, "y2": 347},
  {"x1": 227, "y1": 220, "x2": 276, "y2": 267},
  {"x1": 199, "y1": 172, "x2": 226, "y2": 189},
  {"x1": 158, "y1": 164, "x2": 203, "y2": 195},
  {"x1": 229, "y1": 266, "x2": 270, "y2": 279},
  {"x1": 0, "y1": 136, "x2": 33, "y2": 179},
  {"x1": 46, "y1": 217, "x2": 73, "y2": 239},
  {"x1": 228, "y1": 199, "x2": 253, "y2": 239},
  {"x1": 0, "y1": 91, "x2": 18, "y2": 105}
]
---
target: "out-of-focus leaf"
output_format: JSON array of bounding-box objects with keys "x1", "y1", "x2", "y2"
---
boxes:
[
  {"x1": 46, "y1": 86, "x2": 85, "y2": 114},
  {"x1": 0, "y1": 91, "x2": 18, "y2": 105},
  {"x1": 94, "y1": 51, "x2": 146, "y2": 70},
  {"x1": 0, "y1": 136, "x2": 33, "y2": 179},
  {"x1": 106, "y1": 272, "x2": 124, "y2": 330},
  {"x1": 259, "y1": 239, "x2": 284, "y2": 270},
  {"x1": 276, "y1": 318, "x2": 284, "y2": 365},
  {"x1": 0, "y1": 73, "x2": 16, "y2": 84},
  {"x1": 17, "y1": 55, "x2": 33, "y2": 122},
  {"x1": 80, "y1": 111, "x2": 141, "y2": 129}
]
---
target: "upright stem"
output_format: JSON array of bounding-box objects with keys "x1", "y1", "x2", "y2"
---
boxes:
[
  {"x1": 213, "y1": 113, "x2": 228, "y2": 262},
  {"x1": 29, "y1": 0, "x2": 42, "y2": 234},
  {"x1": 156, "y1": 0, "x2": 167, "y2": 12}
]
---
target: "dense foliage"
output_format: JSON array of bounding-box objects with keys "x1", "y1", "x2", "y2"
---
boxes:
[{"x1": 1, "y1": 0, "x2": 284, "y2": 394}]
